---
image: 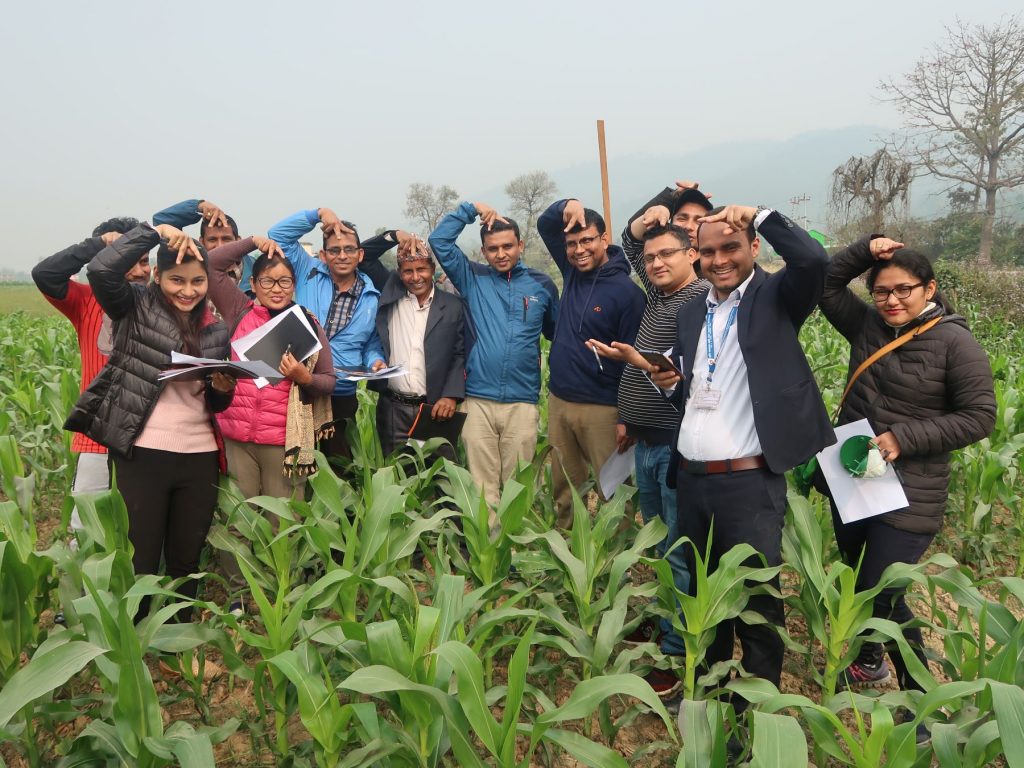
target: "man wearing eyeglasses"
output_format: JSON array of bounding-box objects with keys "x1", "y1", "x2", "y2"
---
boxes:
[
  {"x1": 153, "y1": 198, "x2": 250, "y2": 284},
  {"x1": 536, "y1": 199, "x2": 644, "y2": 528},
  {"x1": 269, "y1": 207, "x2": 385, "y2": 459},
  {"x1": 648, "y1": 203, "x2": 834, "y2": 710}
]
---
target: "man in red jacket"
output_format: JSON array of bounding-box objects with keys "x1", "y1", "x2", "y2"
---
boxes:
[{"x1": 32, "y1": 218, "x2": 152, "y2": 538}]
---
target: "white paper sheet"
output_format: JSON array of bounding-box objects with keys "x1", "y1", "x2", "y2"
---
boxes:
[
  {"x1": 337, "y1": 364, "x2": 409, "y2": 382},
  {"x1": 599, "y1": 445, "x2": 635, "y2": 499},
  {"x1": 232, "y1": 305, "x2": 322, "y2": 389},
  {"x1": 818, "y1": 419, "x2": 909, "y2": 524}
]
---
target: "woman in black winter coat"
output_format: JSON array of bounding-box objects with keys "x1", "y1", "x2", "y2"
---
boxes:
[
  {"x1": 66, "y1": 223, "x2": 235, "y2": 618},
  {"x1": 819, "y1": 235, "x2": 996, "y2": 699}
]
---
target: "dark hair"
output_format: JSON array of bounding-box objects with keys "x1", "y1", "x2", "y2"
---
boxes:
[
  {"x1": 696, "y1": 205, "x2": 755, "y2": 247},
  {"x1": 251, "y1": 254, "x2": 296, "y2": 280},
  {"x1": 322, "y1": 220, "x2": 360, "y2": 250},
  {"x1": 480, "y1": 216, "x2": 521, "y2": 244},
  {"x1": 92, "y1": 217, "x2": 140, "y2": 238},
  {"x1": 565, "y1": 208, "x2": 606, "y2": 236},
  {"x1": 642, "y1": 223, "x2": 692, "y2": 250},
  {"x1": 866, "y1": 248, "x2": 954, "y2": 313},
  {"x1": 153, "y1": 239, "x2": 210, "y2": 356},
  {"x1": 199, "y1": 214, "x2": 239, "y2": 240}
]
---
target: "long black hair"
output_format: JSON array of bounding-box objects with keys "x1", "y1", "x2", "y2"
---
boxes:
[
  {"x1": 866, "y1": 248, "x2": 955, "y2": 314},
  {"x1": 152, "y1": 240, "x2": 210, "y2": 356}
]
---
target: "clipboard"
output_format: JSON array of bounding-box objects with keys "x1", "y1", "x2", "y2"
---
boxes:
[
  {"x1": 637, "y1": 349, "x2": 682, "y2": 376},
  {"x1": 407, "y1": 404, "x2": 468, "y2": 443}
]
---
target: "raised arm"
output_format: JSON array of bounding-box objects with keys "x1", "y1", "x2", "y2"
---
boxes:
[
  {"x1": 820, "y1": 236, "x2": 881, "y2": 342},
  {"x1": 360, "y1": 229, "x2": 410, "y2": 291},
  {"x1": 32, "y1": 235, "x2": 108, "y2": 301},
  {"x1": 207, "y1": 236, "x2": 257, "y2": 327},
  {"x1": 267, "y1": 208, "x2": 322, "y2": 278},
  {"x1": 153, "y1": 199, "x2": 203, "y2": 229},
  {"x1": 86, "y1": 225, "x2": 161, "y2": 320},
  {"x1": 537, "y1": 199, "x2": 574, "y2": 276},
  {"x1": 428, "y1": 201, "x2": 479, "y2": 294}
]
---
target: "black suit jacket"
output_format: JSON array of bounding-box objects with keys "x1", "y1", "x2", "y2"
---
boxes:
[
  {"x1": 370, "y1": 271, "x2": 466, "y2": 403},
  {"x1": 669, "y1": 211, "x2": 835, "y2": 479}
]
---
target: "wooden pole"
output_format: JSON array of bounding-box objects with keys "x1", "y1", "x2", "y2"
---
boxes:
[{"x1": 596, "y1": 119, "x2": 612, "y2": 236}]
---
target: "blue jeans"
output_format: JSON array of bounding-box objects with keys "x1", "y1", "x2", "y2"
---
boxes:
[{"x1": 634, "y1": 440, "x2": 689, "y2": 656}]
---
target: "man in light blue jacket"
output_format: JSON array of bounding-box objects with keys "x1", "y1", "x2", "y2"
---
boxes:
[
  {"x1": 269, "y1": 207, "x2": 385, "y2": 459},
  {"x1": 429, "y1": 201, "x2": 558, "y2": 509}
]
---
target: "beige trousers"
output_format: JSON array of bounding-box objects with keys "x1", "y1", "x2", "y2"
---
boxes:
[
  {"x1": 460, "y1": 397, "x2": 539, "y2": 510},
  {"x1": 547, "y1": 393, "x2": 619, "y2": 527}
]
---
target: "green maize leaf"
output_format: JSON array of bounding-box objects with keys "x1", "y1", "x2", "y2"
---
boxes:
[
  {"x1": 76, "y1": 720, "x2": 135, "y2": 764},
  {"x1": 0, "y1": 640, "x2": 107, "y2": 728},
  {"x1": 931, "y1": 723, "x2": 963, "y2": 768},
  {"x1": 542, "y1": 726, "x2": 629, "y2": 768},
  {"x1": 538, "y1": 673, "x2": 674, "y2": 734},
  {"x1": 677, "y1": 698, "x2": 714, "y2": 768},
  {"x1": 500, "y1": 619, "x2": 536, "y2": 763},
  {"x1": 989, "y1": 681, "x2": 1024, "y2": 767},
  {"x1": 592, "y1": 588, "x2": 630, "y2": 672},
  {"x1": 964, "y1": 720, "x2": 1003, "y2": 767},
  {"x1": 750, "y1": 710, "x2": 807, "y2": 768},
  {"x1": 268, "y1": 646, "x2": 344, "y2": 755},
  {"x1": 112, "y1": 602, "x2": 161, "y2": 756},
  {"x1": 434, "y1": 641, "x2": 500, "y2": 754}
]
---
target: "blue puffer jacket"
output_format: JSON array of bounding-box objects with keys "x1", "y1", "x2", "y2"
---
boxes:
[
  {"x1": 429, "y1": 202, "x2": 559, "y2": 404},
  {"x1": 268, "y1": 209, "x2": 384, "y2": 396},
  {"x1": 538, "y1": 199, "x2": 645, "y2": 406}
]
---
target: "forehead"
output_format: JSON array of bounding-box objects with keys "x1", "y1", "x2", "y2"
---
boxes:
[
  {"x1": 482, "y1": 229, "x2": 519, "y2": 248},
  {"x1": 673, "y1": 203, "x2": 708, "y2": 220},
  {"x1": 259, "y1": 261, "x2": 292, "y2": 277},
  {"x1": 873, "y1": 265, "x2": 917, "y2": 285},
  {"x1": 643, "y1": 233, "x2": 685, "y2": 253},
  {"x1": 202, "y1": 224, "x2": 236, "y2": 240},
  {"x1": 162, "y1": 261, "x2": 206, "y2": 279},
  {"x1": 398, "y1": 258, "x2": 433, "y2": 272},
  {"x1": 324, "y1": 231, "x2": 360, "y2": 249},
  {"x1": 566, "y1": 225, "x2": 601, "y2": 240},
  {"x1": 697, "y1": 221, "x2": 747, "y2": 251}
]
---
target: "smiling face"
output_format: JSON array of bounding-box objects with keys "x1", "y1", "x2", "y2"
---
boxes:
[
  {"x1": 870, "y1": 265, "x2": 937, "y2": 327},
  {"x1": 399, "y1": 258, "x2": 434, "y2": 302},
  {"x1": 320, "y1": 231, "x2": 363, "y2": 282},
  {"x1": 643, "y1": 232, "x2": 698, "y2": 293},
  {"x1": 250, "y1": 261, "x2": 295, "y2": 311},
  {"x1": 565, "y1": 225, "x2": 610, "y2": 273},
  {"x1": 200, "y1": 224, "x2": 238, "y2": 252},
  {"x1": 481, "y1": 229, "x2": 523, "y2": 274},
  {"x1": 124, "y1": 254, "x2": 152, "y2": 284},
  {"x1": 155, "y1": 260, "x2": 208, "y2": 314},
  {"x1": 697, "y1": 221, "x2": 759, "y2": 299}
]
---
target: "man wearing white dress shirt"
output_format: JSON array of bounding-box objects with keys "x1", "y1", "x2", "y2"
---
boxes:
[{"x1": 651, "y1": 203, "x2": 834, "y2": 705}]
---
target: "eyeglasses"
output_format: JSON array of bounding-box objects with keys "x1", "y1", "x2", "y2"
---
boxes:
[
  {"x1": 256, "y1": 276, "x2": 295, "y2": 290},
  {"x1": 870, "y1": 282, "x2": 924, "y2": 302},
  {"x1": 566, "y1": 235, "x2": 602, "y2": 251},
  {"x1": 642, "y1": 247, "x2": 688, "y2": 265},
  {"x1": 325, "y1": 246, "x2": 360, "y2": 258}
]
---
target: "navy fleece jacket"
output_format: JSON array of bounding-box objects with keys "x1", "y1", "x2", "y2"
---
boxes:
[{"x1": 538, "y1": 199, "x2": 645, "y2": 406}]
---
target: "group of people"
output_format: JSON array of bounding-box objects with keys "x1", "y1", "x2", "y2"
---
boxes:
[{"x1": 34, "y1": 183, "x2": 996, "y2": 736}]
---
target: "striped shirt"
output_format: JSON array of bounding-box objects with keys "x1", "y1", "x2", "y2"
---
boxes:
[
  {"x1": 324, "y1": 276, "x2": 364, "y2": 337},
  {"x1": 617, "y1": 230, "x2": 710, "y2": 444}
]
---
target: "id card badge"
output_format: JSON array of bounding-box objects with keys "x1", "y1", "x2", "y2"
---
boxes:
[{"x1": 694, "y1": 387, "x2": 722, "y2": 410}]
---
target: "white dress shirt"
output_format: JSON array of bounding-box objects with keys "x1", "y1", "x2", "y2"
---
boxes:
[
  {"x1": 676, "y1": 270, "x2": 762, "y2": 461},
  {"x1": 387, "y1": 287, "x2": 434, "y2": 397}
]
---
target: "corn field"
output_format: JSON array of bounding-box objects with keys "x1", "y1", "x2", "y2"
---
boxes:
[{"x1": 1, "y1": 300, "x2": 1023, "y2": 768}]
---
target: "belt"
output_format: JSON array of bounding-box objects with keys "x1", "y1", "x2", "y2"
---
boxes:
[
  {"x1": 679, "y1": 455, "x2": 767, "y2": 475},
  {"x1": 384, "y1": 390, "x2": 427, "y2": 406}
]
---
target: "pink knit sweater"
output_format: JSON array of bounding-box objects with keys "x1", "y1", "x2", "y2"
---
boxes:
[{"x1": 135, "y1": 381, "x2": 217, "y2": 453}]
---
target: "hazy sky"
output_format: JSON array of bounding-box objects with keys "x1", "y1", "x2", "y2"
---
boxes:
[{"x1": 0, "y1": 1, "x2": 1013, "y2": 273}]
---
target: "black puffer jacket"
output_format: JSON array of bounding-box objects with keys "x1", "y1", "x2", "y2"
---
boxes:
[
  {"x1": 64, "y1": 224, "x2": 232, "y2": 458},
  {"x1": 820, "y1": 236, "x2": 996, "y2": 534}
]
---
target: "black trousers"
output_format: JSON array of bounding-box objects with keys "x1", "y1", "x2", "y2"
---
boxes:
[
  {"x1": 376, "y1": 395, "x2": 456, "y2": 462},
  {"x1": 832, "y1": 508, "x2": 935, "y2": 690},
  {"x1": 321, "y1": 394, "x2": 358, "y2": 459},
  {"x1": 112, "y1": 447, "x2": 220, "y2": 615},
  {"x1": 677, "y1": 466, "x2": 787, "y2": 697}
]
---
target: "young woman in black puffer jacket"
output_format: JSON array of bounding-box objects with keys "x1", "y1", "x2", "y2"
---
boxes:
[
  {"x1": 819, "y1": 235, "x2": 996, "y2": 702},
  {"x1": 66, "y1": 223, "x2": 235, "y2": 618}
]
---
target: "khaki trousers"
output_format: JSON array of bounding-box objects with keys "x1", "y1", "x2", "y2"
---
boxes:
[
  {"x1": 221, "y1": 439, "x2": 306, "y2": 586},
  {"x1": 547, "y1": 393, "x2": 619, "y2": 527},
  {"x1": 461, "y1": 397, "x2": 539, "y2": 510}
]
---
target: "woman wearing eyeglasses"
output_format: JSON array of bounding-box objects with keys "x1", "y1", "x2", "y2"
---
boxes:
[
  {"x1": 208, "y1": 236, "x2": 335, "y2": 504},
  {"x1": 818, "y1": 235, "x2": 995, "y2": 707}
]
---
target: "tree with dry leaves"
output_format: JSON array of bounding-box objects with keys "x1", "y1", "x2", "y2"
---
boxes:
[
  {"x1": 829, "y1": 149, "x2": 913, "y2": 235},
  {"x1": 405, "y1": 182, "x2": 459, "y2": 233},
  {"x1": 882, "y1": 15, "x2": 1024, "y2": 265},
  {"x1": 505, "y1": 171, "x2": 558, "y2": 259}
]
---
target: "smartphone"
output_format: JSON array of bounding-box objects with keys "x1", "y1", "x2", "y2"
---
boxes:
[{"x1": 637, "y1": 349, "x2": 682, "y2": 376}]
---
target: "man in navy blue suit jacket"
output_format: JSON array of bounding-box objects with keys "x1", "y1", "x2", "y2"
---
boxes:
[{"x1": 651, "y1": 204, "x2": 834, "y2": 705}]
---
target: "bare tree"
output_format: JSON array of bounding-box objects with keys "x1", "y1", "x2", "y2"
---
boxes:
[
  {"x1": 505, "y1": 171, "x2": 558, "y2": 257},
  {"x1": 404, "y1": 182, "x2": 459, "y2": 233},
  {"x1": 829, "y1": 149, "x2": 913, "y2": 234},
  {"x1": 881, "y1": 15, "x2": 1024, "y2": 265}
]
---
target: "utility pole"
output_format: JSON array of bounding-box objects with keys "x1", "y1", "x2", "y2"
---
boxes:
[{"x1": 788, "y1": 194, "x2": 811, "y2": 229}]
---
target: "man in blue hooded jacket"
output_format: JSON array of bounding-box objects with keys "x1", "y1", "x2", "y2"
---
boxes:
[
  {"x1": 538, "y1": 199, "x2": 645, "y2": 527},
  {"x1": 429, "y1": 201, "x2": 558, "y2": 509}
]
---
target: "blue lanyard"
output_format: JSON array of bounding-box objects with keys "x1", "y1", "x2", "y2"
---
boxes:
[{"x1": 705, "y1": 302, "x2": 739, "y2": 386}]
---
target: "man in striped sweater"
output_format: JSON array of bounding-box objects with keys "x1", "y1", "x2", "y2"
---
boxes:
[
  {"x1": 589, "y1": 184, "x2": 712, "y2": 696},
  {"x1": 32, "y1": 218, "x2": 152, "y2": 537}
]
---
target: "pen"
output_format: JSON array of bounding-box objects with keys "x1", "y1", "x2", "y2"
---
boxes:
[
  {"x1": 591, "y1": 344, "x2": 604, "y2": 372},
  {"x1": 522, "y1": 296, "x2": 528, "y2": 321},
  {"x1": 283, "y1": 344, "x2": 292, "y2": 358}
]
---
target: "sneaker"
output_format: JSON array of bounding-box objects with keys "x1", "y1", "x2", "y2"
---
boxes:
[
  {"x1": 624, "y1": 617, "x2": 662, "y2": 644},
  {"x1": 896, "y1": 708, "x2": 930, "y2": 746},
  {"x1": 228, "y1": 598, "x2": 244, "y2": 618},
  {"x1": 53, "y1": 611, "x2": 67, "y2": 627},
  {"x1": 644, "y1": 667, "x2": 682, "y2": 698},
  {"x1": 836, "y1": 658, "x2": 892, "y2": 690}
]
